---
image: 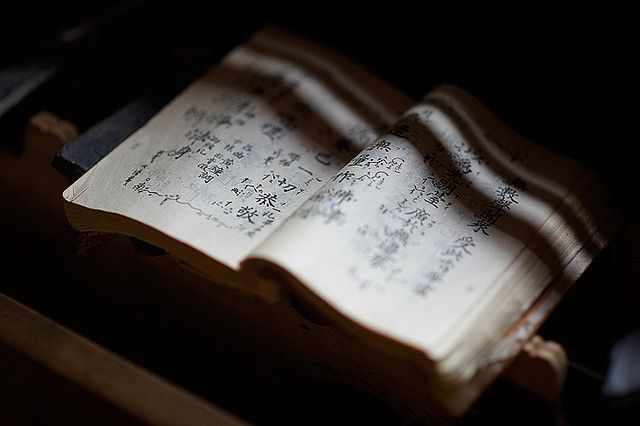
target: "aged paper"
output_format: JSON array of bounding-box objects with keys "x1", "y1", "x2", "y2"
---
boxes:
[
  {"x1": 64, "y1": 28, "x2": 412, "y2": 268},
  {"x1": 251, "y1": 85, "x2": 594, "y2": 380}
]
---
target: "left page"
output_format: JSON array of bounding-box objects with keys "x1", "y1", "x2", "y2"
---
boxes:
[{"x1": 63, "y1": 27, "x2": 413, "y2": 269}]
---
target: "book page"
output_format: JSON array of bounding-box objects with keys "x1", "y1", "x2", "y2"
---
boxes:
[
  {"x1": 63, "y1": 27, "x2": 412, "y2": 269},
  {"x1": 250, "y1": 85, "x2": 602, "y2": 380}
]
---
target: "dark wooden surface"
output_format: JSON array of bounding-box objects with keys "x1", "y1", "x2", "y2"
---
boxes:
[{"x1": 0, "y1": 294, "x2": 244, "y2": 426}]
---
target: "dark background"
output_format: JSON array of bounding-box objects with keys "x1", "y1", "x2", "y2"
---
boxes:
[
  {"x1": 1, "y1": 1, "x2": 639, "y2": 424},
  {"x1": 2, "y1": 0, "x2": 639, "y2": 212}
]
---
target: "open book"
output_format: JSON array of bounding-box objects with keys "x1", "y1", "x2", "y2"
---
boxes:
[{"x1": 63, "y1": 27, "x2": 618, "y2": 416}]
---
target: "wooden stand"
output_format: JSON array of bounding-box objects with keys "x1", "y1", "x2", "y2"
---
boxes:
[
  {"x1": 0, "y1": 111, "x2": 572, "y2": 423},
  {"x1": 505, "y1": 336, "x2": 567, "y2": 402}
]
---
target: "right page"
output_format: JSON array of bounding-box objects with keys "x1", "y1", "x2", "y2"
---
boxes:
[{"x1": 249, "y1": 85, "x2": 609, "y2": 384}]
